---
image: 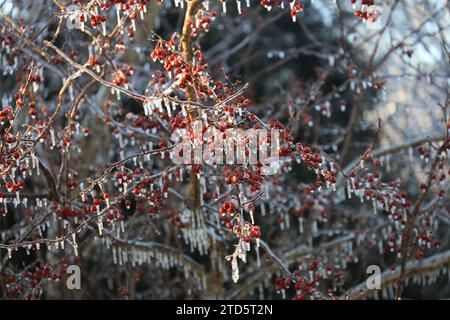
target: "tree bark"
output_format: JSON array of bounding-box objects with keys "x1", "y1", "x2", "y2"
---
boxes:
[{"x1": 181, "y1": 0, "x2": 203, "y2": 214}]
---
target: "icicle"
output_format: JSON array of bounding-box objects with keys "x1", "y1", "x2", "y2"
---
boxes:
[
  {"x1": 165, "y1": 99, "x2": 172, "y2": 117},
  {"x1": 109, "y1": 247, "x2": 116, "y2": 264},
  {"x1": 249, "y1": 210, "x2": 254, "y2": 224},
  {"x1": 97, "y1": 219, "x2": 103, "y2": 235},
  {"x1": 311, "y1": 220, "x2": 318, "y2": 234},
  {"x1": 256, "y1": 238, "x2": 261, "y2": 267},
  {"x1": 36, "y1": 159, "x2": 40, "y2": 175},
  {"x1": 231, "y1": 257, "x2": 239, "y2": 283},
  {"x1": 222, "y1": 1, "x2": 227, "y2": 13},
  {"x1": 237, "y1": 0, "x2": 242, "y2": 14},
  {"x1": 408, "y1": 147, "x2": 413, "y2": 162},
  {"x1": 71, "y1": 233, "x2": 77, "y2": 246},
  {"x1": 7, "y1": 247, "x2": 12, "y2": 259}
]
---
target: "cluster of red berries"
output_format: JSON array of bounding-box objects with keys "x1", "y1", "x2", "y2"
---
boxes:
[
  {"x1": 290, "y1": 2, "x2": 304, "y2": 19},
  {"x1": 0, "y1": 106, "x2": 13, "y2": 124},
  {"x1": 134, "y1": 114, "x2": 160, "y2": 130},
  {"x1": 291, "y1": 198, "x2": 316, "y2": 218},
  {"x1": 150, "y1": 43, "x2": 170, "y2": 64},
  {"x1": 275, "y1": 276, "x2": 292, "y2": 293},
  {"x1": 5, "y1": 180, "x2": 24, "y2": 192},
  {"x1": 150, "y1": 71, "x2": 168, "y2": 86},
  {"x1": 216, "y1": 120, "x2": 239, "y2": 132},
  {"x1": 353, "y1": 0, "x2": 381, "y2": 23},
  {"x1": 5, "y1": 257, "x2": 76, "y2": 299},
  {"x1": 354, "y1": 9, "x2": 380, "y2": 23},
  {"x1": 361, "y1": 0, "x2": 376, "y2": 5},
  {"x1": 225, "y1": 168, "x2": 244, "y2": 185},
  {"x1": 192, "y1": 11, "x2": 217, "y2": 34},
  {"x1": 219, "y1": 202, "x2": 235, "y2": 216},
  {"x1": 170, "y1": 115, "x2": 191, "y2": 130},
  {"x1": 214, "y1": 82, "x2": 238, "y2": 101},
  {"x1": 88, "y1": 13, "x2": 106, "y2": 28},
  {"x1": 87, "y1": 55, "x2": 101, "y2": 69},
  {"x1": 276, "y1": 262, "x2": 342, "y2": 299},
  {"x1": 151, "y1": 40, "x2": 214, "y2": 98},
  {"x1": 28, "y1": 100, "x2": 37, "y2": 118},
  {"x1": 296, "y1": 143, "x2": 323, "y2": 170},
  {"x1": 293, "y1": 276, "x2": 317, "y2": 300},
  {"x1": 10, "y1": 81, "x2": 41, "y2": 122},
  {"x1": 15, "y1": 89, "x2": 26, "y2": 109},
  {"x1": 260, "y1": 0, "x2": 283, "y2": 7},
  {"x1": 166, "y1": 209, "x2": 187, "y2": 228},
  {"x1": 116, "y1": 170, "x2": 134, "y2": 189},
  {"x1": 31, "y1": 73, "x2": 41, "y2": 84},
  {"x1": 248, "y1": 225, "x2": 261, "y2": 239},
  {"x1": 0, "y1": 34, "x2": 15, "y2": 48},
  {"x1": 324, "y1": 170, "x2": 337, "y2": 185},
  {"x1": 243, "y1": 169, "x2": 264, "y2": 193}
]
